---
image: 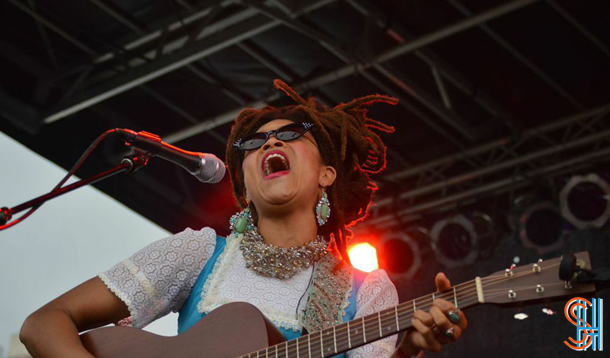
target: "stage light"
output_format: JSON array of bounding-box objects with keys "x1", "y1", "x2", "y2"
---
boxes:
[
  {"x1": 431, "y1": 215, "x2": 478, "y2": 268},
  {"x1": 378, "y1": 229, "x2": 423, "y2": 280},
  {"x1": 520, "y1": 202, "x2": 564, "y2": 254},
  {"x1": 348, "y1": 242, "x2": 379, "y2": 272},
  {"x1": 560, "y1": 173, "x2": 610, "y2": 229}
]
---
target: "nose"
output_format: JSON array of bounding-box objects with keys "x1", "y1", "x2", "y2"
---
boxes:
[{"x1": 262, "y1": 135, "x2": 285, "y2": 151}]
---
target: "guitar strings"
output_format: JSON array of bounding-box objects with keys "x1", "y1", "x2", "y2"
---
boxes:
[
  {"x1": 244, "y1": 261, "x2": 563, "y2": 357},
  {"x1": 252, "y1": 294, "x2": 483, "y2": 358},
  {"x1": 254, "y1": 274, "x2": 554, "y2": 358},
  {"x1": 247, "y1": 297, "x2": 491, "y2": 358},
  {"x1": 251, "y1": 272, "x2": 536, "y2": 358},
  {"x1": 255, "y1": 298, "x2": 487, "y2": 358}
]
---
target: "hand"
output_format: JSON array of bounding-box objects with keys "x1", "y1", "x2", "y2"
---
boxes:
[{"x1": 397, "y1": 273, "x2": 468, "y2": 356}]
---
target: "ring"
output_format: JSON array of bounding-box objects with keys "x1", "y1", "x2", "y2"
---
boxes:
[
  {"x1": 445, "y1": 326, "x2": 456, "y2": 339},
  {"x1": 431, "y1": 324, "x2": 441, "y2": 335},
  {"x1": 447, "y1": 310, "x2": 460, "y2": 324}
]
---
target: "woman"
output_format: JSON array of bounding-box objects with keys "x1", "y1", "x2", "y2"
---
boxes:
[{"x1": 20, "y1": 80, "x2": 467, "y2": 357}]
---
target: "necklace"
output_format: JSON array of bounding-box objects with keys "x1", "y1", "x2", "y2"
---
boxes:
[
  {"x1": 232, "y1": 211, "x2": 328, "y2": 279},
  {"x1": 239, "y1": 230, "x2": 328, "y2": 279}
]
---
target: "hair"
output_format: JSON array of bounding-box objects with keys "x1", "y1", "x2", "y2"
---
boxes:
[{"x1": 226, "y1": 79, "x2": 397, "y2": 265}]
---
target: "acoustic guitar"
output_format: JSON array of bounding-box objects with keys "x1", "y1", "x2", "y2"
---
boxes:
[{"x1": 81, "y1": 251, "x2": 596, "y2": 358}]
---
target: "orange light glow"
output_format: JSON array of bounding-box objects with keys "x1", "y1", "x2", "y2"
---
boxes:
[{"x1": 348, "y1": 243, "x2": 379, "y2": 272}]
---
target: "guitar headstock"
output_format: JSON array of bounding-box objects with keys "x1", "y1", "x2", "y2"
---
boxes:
[{"x1": 480, "y1": 251, "x2": 596, "y2": 307}]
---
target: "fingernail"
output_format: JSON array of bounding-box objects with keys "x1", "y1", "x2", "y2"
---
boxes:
[
  {"x1": 448, "y1": 311, "x2": 460, "y2": 324},
  {"x1": 445, "y1": 327, "x2": 456, "y2": 339}
]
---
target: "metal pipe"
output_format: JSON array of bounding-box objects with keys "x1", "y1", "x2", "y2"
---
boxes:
[
  {"x1": 376, "y1": 127, "x2": 610, "y2": 206},
  {"x1": 92, "y1": 0, "x2": 236, "y2": 64},
  {"x1": 447, "y1": 0, "x2": 584, "y2": 110},
  {"x1": 8, "y1": 0, "x2": 96, "y2": 56},
  {"x1": 43, "y1": 0, "x2": 336, "y2": 123},
  {"x1": 382, "y1": 103, "x2": 610, "y2": 182},
  {"x1": 44, "y1": 16, "x2": 279, "y2": 124},
  {"x1": 546, "y1": 0, "x2": 610, "y2": 59},
  {"x1": 88, "y1": 0, "x2": 144, "y2": 34},
  {"x1": 161, "y1": 0, "x2": 540, "y2": 143},
  {"x1": 369, "y1": 146, "x2": 610, "y2": 226}
]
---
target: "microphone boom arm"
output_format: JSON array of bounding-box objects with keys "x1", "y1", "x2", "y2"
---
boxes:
[{"x1": 0, "y1": 153, "x2": 149, "y2": 227}]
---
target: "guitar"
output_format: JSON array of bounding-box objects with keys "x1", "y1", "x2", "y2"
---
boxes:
[{"x1": 81, "y1": 251, "x2": 596, "y2": 358}]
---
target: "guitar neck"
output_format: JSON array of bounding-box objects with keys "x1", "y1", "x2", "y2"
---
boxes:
[{"x1": 240, "y1": 278, "x2": 482, "y2": 358}]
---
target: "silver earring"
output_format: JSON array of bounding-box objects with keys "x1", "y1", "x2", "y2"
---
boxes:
[{"x1": 315, "y1": 189, "x2": 331, "y2": 226}]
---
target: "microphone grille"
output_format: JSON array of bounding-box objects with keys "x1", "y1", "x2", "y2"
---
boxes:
[{"x1": 196, "y1": 154, "x2": 226, "y2": 183}]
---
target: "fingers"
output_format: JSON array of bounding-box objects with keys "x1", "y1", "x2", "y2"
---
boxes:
[
  {"x1": 435, "y1": 272, "x2": 452, "y2": 292},
  {"x1": 434, "y1": 298, "x2": 468, "y2": 332},
  {"x1": 411, "y1": 318, "x2": 442, "y2": 352},
  {"x1": 412, "y1": 306, "x2": 459, "y2": 344}
]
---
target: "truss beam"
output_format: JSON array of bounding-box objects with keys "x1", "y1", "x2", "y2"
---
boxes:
[
  {"x1": 41, "y1": 0, "x2": 336, "y2": 123},
  {"x1": 162, "y1": 0, "x2": 540, "y2": 144},
  {"x1": 367, "y1": 105, "x2": 610, "y2": 226}
]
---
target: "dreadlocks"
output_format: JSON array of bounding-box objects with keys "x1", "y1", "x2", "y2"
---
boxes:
[{"x1": 226, "y1": 79, "x2": 397, "y2": 265}]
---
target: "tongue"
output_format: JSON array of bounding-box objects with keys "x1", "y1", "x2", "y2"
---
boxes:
[{"x1": 267, "y1": 157, "x2": 289, "y2": 174}]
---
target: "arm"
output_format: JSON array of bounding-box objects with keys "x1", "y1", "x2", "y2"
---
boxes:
[
  {"x1": 20, "y1": 277, "x2": 130, "y2": 358},
  {"x1": 21, "y1": 226, "x2": 217, "y2": 358}
]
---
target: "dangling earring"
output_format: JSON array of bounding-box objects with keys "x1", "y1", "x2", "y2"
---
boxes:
[
  {"x1": 316, "y1": 189, "x2": 331, "y2": 226},
  {"x1": 230, "y1": 204, "x2": 253, "y2": 234}
]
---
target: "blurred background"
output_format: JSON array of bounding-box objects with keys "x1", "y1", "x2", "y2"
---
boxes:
[{"x1": 0, "y1": 0, "x2": 609, "y2": 356}]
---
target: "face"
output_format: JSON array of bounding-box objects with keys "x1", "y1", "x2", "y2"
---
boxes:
[{"x1": 241, "y1": 119, "x2": 336, "y2": 214}]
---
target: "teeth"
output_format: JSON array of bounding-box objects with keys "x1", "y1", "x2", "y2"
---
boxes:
[{"x1": 264, "y1": 153, "x2": 289, "y2": 176}]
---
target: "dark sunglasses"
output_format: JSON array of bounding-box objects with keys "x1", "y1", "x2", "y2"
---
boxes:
[{"x1": 233, "y1": 122, "x2": 314, "y2": 151}]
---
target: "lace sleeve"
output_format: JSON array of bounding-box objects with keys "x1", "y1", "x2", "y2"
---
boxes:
[
  {"x1": 347, "y1": 269, "x2": 399, "y2": 358},
  {"x1": 98, "y1": 227, "x2": 217, "y2": 328}
]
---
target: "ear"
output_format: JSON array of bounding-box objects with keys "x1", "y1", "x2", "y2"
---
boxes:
[
  {"x1": 243, "y1": 187, "x2": 251, "y2": 203},
  {"x1": 319, "y1": 165, "x2": 337, "y2": 188}
]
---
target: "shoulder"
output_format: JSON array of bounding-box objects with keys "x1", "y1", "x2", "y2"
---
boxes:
[
  {"x1": 129, "y1": 226, "x2": 219, "y2": 266},
  {"x1": 353, "y1": 268, "x2": 395, "y2": 290},
  {"x1": 354, "y1": 269, "x2": 397, "y2": 306}
]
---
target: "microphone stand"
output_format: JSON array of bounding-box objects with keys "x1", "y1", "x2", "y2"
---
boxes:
[{"x1": 0, "y1": 151, "x2": 150, "y2": 226}]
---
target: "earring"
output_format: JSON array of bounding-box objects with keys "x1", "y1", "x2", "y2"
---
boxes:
[
  {"x1": 315, "y1": 189, "x2": 331, "y2": 226},
  {"x1": 230, "y1": 206, "x2": 252, "y2": 234}
]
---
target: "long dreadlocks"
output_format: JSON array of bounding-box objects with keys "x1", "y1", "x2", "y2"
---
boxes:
[{"x1": 226, "y1": 79, "x2": 397, "y2": 264}]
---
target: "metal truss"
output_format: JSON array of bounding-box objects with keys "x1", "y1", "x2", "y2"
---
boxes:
[
  {"x1": 162, "y1": 0, "x2": 541, "y2": 145},
  {"x1": 9, "y1": 0, "x2": 543, "y2": 152},
  {"x1": 366, "y1": 104, "x2": 610, "y2": 228},
  {"x1": 36, "y1": 0, "x2": 337, "y2": 123}
]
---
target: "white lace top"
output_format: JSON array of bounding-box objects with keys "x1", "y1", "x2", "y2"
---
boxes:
[{"x1": 99, "y1": 227, "x2": 399, "y2": 357}]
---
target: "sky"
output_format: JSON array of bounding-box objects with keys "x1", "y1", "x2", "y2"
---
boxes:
[{"x1": 0, "y1": 131, "x2": 179, "y2": 357}]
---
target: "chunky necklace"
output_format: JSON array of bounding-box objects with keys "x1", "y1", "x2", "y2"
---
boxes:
[{"x1": 231, "y1": 210, "x2": 328, "y2": 279}]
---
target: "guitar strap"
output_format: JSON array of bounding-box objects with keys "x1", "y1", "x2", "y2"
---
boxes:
[{"x1": 299, "y1": 253, "x2": 353, "y2": 333}]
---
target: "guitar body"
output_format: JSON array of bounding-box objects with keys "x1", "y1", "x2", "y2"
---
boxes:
[{"x1": 81, "y1": 302, "x2": 286, "y2": 358}]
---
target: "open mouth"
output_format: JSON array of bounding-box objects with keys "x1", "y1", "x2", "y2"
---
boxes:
[{"x1": 262, "y1": 151, "x2": 290, "y2": 178}]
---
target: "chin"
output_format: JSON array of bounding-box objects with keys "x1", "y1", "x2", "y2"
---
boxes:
[{"x1": 263, "y1": 189, "x2": 296, "y2": 205}]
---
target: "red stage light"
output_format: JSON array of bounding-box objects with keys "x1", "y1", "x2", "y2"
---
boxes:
[{"x1": 348, "y1": 242, "x2": 379, "y2": 273}]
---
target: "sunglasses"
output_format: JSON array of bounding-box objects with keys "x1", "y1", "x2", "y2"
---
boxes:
[{"x1": 233, "y1": 122, "x2": 314, "y2": 151}]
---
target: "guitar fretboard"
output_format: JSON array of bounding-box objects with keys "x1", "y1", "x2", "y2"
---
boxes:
[{"x1": 239, "y1": 278, "x2": 481, "y2": 358}]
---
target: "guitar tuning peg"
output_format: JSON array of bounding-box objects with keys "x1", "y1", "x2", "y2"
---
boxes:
[
  {"x1": 505, "y1": 263, "x2": 516, "y2": 277},
  {"x1": 514, "y1": 307, "x2": 528, "y2": 320},
  {"x1": 542, "y1": 303, "x2": 556, "y2": 316}
]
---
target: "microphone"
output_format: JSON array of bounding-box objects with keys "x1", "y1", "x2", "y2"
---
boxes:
[{"x1": 116, "y1": 129, "x2": 226, "y2": 183}]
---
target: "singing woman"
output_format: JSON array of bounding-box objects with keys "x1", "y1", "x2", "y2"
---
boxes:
[{"x1": 20, "y1": 80, "x2": 467, "y2": 357}]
